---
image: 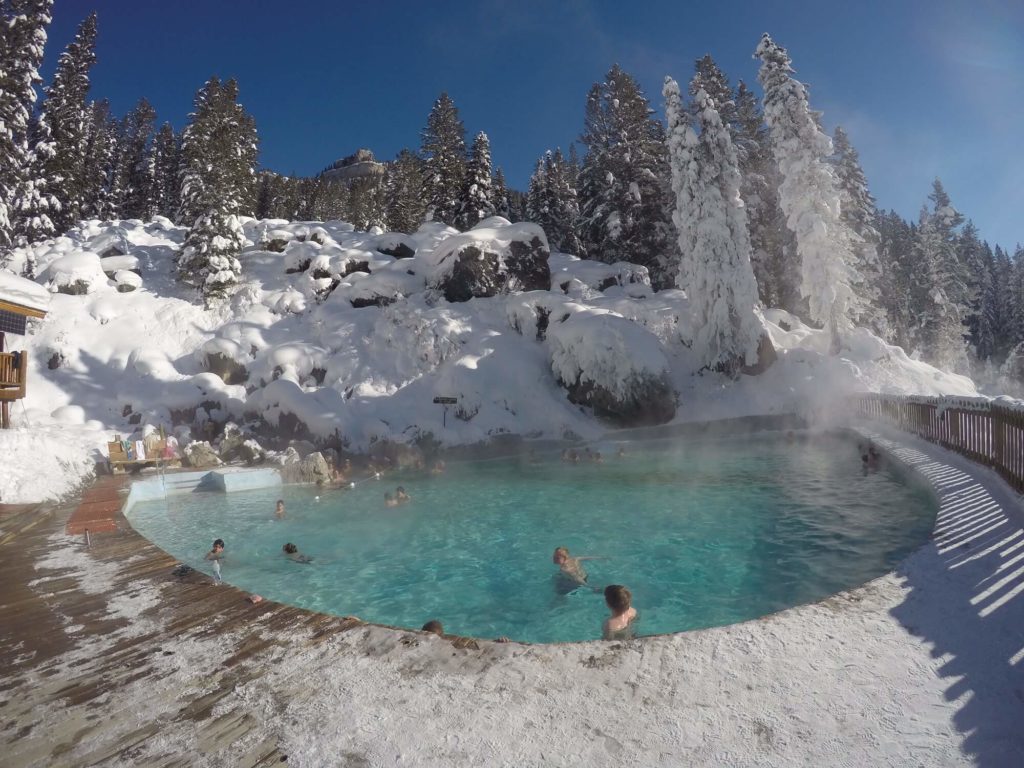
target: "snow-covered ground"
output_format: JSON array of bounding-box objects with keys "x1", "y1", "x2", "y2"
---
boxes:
[{"x1": 0, "y1": 217, "x2": 976, "y2": 504}]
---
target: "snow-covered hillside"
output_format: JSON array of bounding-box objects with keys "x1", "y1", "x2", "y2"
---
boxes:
[{"x1": 0, "y1": 217, "x2": 976, "y2": 503}]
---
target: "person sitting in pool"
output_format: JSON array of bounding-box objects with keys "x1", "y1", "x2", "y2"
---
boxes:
[
  {"x1": 552, "y1": 546, "x2": 602, "y2": 590},
  {"x1": 589, "y1": 451, "x2": 603, "y2": 464},
  {"x1": 395, "y1": 486, "x2": 411, "y2": 503},
  {"x1": 602, "y1": 584, "x2": 638, "y2": 640},
  {"x1": 430, "y1": 460, "x2": 446, "y2": 475},
  {"x1": 422, "y1": 619, "x2": 444, "y2": 636},
  {"x1": 274, "y1": 500, "x2": 286, "y2": 519},
  {"x1": 282, "y1": 542, "x2": 313, "y2": 564},
  {"x1": 384, "y1": 492, "x2": 399, "y2": 508}
]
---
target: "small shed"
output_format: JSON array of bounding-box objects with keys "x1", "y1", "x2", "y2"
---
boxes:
[{"x1": 0, "y1": 271, "x2": 50, "y2": 428}]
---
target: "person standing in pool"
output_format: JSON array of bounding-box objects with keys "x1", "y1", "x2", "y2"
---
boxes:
[
  {"x1": 274, "y1": 500, "x2": 286, "y2": 519},
  {"x1": 205, "y1": 538, "x2": 225, "y2": 582},
  {"x1": 552, "y1": 546, "x2": 602, "y2": 591},
  {"x1": 602, "y1": 584, "x2": 638, "y2": 640}
]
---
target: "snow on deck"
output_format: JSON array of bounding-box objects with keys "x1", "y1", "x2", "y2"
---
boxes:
[{"x1": 1, "y1": 429, "x2": 1022, "y2": 766}]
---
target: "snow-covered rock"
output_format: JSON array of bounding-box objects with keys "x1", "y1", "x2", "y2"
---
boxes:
[
  {"x1": 427, "y1": 221, "x2": 551, "y2": 302},
  {"x1": 183, "y1": 441, "x2": 222, "y2": 469},
  {"x1": 280, "y1": 450, "x2": 331, "y2": 484},
  {"x1": 43, "y1": 252, "x2": 108, "y2": 295},
  {"x1": 547, "y1": 310, "x2": 676, "y2": 426}
]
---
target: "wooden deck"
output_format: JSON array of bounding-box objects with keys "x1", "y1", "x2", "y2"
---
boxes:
[{"x1": 0, "y1": 487, "x2": 374, "y2": 767}]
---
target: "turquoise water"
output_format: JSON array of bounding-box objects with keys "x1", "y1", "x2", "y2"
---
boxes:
[{"x1": 127, "y1": 433, "x2": 936, "y2": 643}]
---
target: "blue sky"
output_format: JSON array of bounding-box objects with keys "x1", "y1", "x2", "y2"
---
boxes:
[{"x1": 44, "y1": 0, "x2": 1023, "y2": 249}]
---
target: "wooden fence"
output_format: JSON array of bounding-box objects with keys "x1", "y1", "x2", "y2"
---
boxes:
[{"x1": 857, "y1": 394, "x2": 1024, "y2": 493}]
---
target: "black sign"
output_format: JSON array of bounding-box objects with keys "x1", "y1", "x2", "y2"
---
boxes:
[{"x1": 432, "y1": 396, "x2": 458, "y2": 405}]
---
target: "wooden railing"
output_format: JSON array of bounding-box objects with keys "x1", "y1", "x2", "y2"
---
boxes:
[
  {"x1": 0, "y1": 351, "x2": 23, "y2": 388},
  {"x1": 857, "y1": 393, "x2": 1024, "y2": 493}
]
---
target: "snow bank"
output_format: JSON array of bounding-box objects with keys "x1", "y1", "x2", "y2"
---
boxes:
[{"x1": 0, "y1": 269, "x2": 50, "y2": 312}]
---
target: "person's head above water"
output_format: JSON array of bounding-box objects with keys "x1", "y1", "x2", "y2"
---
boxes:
[
  {"x1": 421, "y1": 620, "x2": 444, "y2": 635},
  {"x1": 604, "y1": 584, "x2": 632, "y2": 615},
  {"x1": 282, "y1": 543, "x2": 298, "y2": 554},
  {"x1": 552, "y1": 546, "x2": 569, "y2": 565},
  {"x1": 276, "y1": 499, "x2": 284, "y2": 509},
  {"x1": 212, "y1": 538, "x2": 224, "y2": 551}
]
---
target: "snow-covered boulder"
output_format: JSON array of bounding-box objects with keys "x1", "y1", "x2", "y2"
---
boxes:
[
  {"x1": 547, "y1": 311, "x2": 676, "y2": 426},
  {"x1": 218, "y1": 423, "x2": 266, "y2": 465},
  {"x1": 183, "y1": 441, "x2": 223, "y2": 469},
  {"x1": 427, "y1": 221, "x2": 551, "y2": 303},
  {"x1": 548, "y1": 253, "x2": 651, "y2": 294},
  {"x1": 197, "y1": 338, "x2": 250, "y2": 384},
  {"x1": 373, "y1": 232, "x2": 416, "y2": 259},
  {"x1": 43, "y1": 251, "x2": 107, "y2": 295},
  {"x1": 114, "y1": 270, "x2": 143, "y2": 293},
  {"x1": 101, "y1": 254, "x2": 140, "y2": 277}
]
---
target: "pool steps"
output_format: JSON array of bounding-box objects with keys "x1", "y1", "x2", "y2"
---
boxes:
[{"x1": 123, "y1": 467, "x2": 282, "y2": 517}]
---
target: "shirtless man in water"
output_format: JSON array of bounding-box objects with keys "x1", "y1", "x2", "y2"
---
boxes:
[{"x1": 552, "y1": 546, "x2": 602, "y2": 591}]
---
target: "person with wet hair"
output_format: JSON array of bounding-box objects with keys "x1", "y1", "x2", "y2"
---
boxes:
[
  {"x1": 205, "y1": 538, "x2": 225, "y2": 582},
  {"x1": 282, "y1": 542, "x2": 313, "y2": 564},
  {"x1": 274, "y1": 499, "x2": 286, "y2": 519},
  {"x1": 421, "y1": 620, "x2": 444, "y2": 635},
  {"x1": 602, "y1": 584, "x2": 638, "y2": 640},
  {"x1": 552, "y1": 546, "x2": 602, "y2": 592},
  {"x1": 395, "y1": 486, "x2": 411, "y2": 503}
]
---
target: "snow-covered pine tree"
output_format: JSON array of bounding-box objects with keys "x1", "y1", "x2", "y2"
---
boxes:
[
  {"x1": 347, "y1": 174, "x2": 387, "y2": 232},
  {"x1": 33, "y1": 11, "x2": 96, "y2": 234},
  {"x1": 577, "y1": 64, "x2": 674, "y2": 286},
  {"x1": 913, "y1": 180, "x2": 971, "y2": 371},
  {"x1": 831, "y1": 125, "x2": 885, "y2": 334},
  {"x1": 0, "y1": 0, "x2": 52, "y2": 263},
  {"x1": 957, "y1": 220, "x2": 992, "y2": 360},
  {"x1": 80, "y1": 100, "x2": 118, "y2": 220},
  {"x1": 117, "y1": 99, "x2": 157, "y2": 219},
  {"x1": 455, "y1": 131, "x2": 494, "y2": 230},
  {"x1": 992, "y1": 244, "x2": 1016, "y2": 358},
  {"x1": 177, "y1": 77, "x2": 258, "y2": 298},
  {"x1": 14, "y1": 103, "x2": 60, "y2": 258},
  {"x1": 527, "y1": 149, "x2": 582, "y2": 255},
  {"x1": 969, "y1": 234, "x2": 998, "y2": 362},
  {"x1": 689, "y1": 55, "x2": 737, "y2": 129},
  {"x1": 492, "y1": 166, "x2": 510, "y2": 219},
  {"x1": 756, "y1": 34, "x2": 862, "y2": 353},
  {"x1": 733, "y1": 79, "x2": 797, "y2": 311},
  {"x1": 152, "y1": 122, "x2": 180, "y2": 221},
  {"x1": 875, "y1": 210, "x2": 919, "y2": 348},
  {"x1": 525, "y1": 157, "x2": 544, "y2": 225},
  {"x1": 1008, "y1": 246, "x2": 1024, "y2": 356},
  {"x1": 382, "y1": 148, "x2": 425, "y2": 233},
  {"x1": 664, "y1": 76, "x2": 769, "y2": 375},
  {"x1": 420, "y1": 92, "x2": 466, "y2": 227}
]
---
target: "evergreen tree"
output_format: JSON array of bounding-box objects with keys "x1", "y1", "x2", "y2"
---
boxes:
[
  {"x1": 914, "y1": 180, "x2": 970, "y2": 371},
  {"x1": 33, "y1": 11, "x2": 96, "y2": 234},
  {"x1": 80, "y1": 100, "x2": 118, "y2": 219},
  {"x1": 875, "y1": 210, "x2": 919, "y2": 348},
  {"x1": 177, "y1": 76, "x2": 258, "y2": 297},
  {"x1": 526, "y1": 149, "x2": 582, "y2": 254},
  {"x1": 0, "y1": 0, "x2": 52, "y2": 262},
  {"x1": 992, "y1": 244, "x2": 1016, "y2": 358},
  {"x1": 420, "y1": 92, "x2": 466, "y2": 226},
  {"x1": 967, "y1": 235, "x2": 998, "y2": 361},
  {"x1": 152, "y1": 122, "x2": 180, "y2": 221},
  {"x1": 831, "y1": 126, "x2": 884, "y2": 333},
  {"x1": 382, "y1": 149, "x2": 425, "y2": 233},
  {"x1": 455, "y1": 131, "x2": 494, "y2": 230},
  {"x1": 492, "y1": 166, "x2": 510, "y2": 219},
  {"x1": 733, "y1": 79, "x2": 797, "y2": 311},
  {"x1": 117, "y1": 99, "x2": 157, "y2": 219},
  {"x1": 14, "y1": 103, "x2": 59, "y2": 254},
  {"x1": 577, "y1": 64, "x2": 674, "y2": 285},
  {"x1": 664, "y1": 76, "x2": 767, "y2": 374},
  {"x1": 506, "y1": 188, "x2": 528, "y2": 223},
  {"x1": 347, "y1": 174, "x2": 387, "y2": 231},
  {"x1": 689, "y1": 55, "x2": 736, "y2": 129},
  {"x1": 756, "y1": 34, "x2": 863, "y2": 352}
]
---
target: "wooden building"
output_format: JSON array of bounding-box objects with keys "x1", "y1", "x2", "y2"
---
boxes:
[{"x1": 0, "y1": 272, "x2": 50, "y2": 429}]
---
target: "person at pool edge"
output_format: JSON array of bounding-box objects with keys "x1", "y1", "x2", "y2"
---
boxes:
[
  {"x1": 552, "y1": 546, "x2": 602, "y2": 590},
  {"x1": 274, "y1": 499, "x2": 285, "y2": 519},
  {"x1": 205, "y1": 538, "x2": 225, "y2": 582},
  {"x1": 395, "y1": 486, "x2": 411, "y2": 503},
  {"x1": 602, "y1": 584, "x2": 638, "y2": 640},
  {"x1": 282, "y1": 542, "x2": 313, "y2": 563}
]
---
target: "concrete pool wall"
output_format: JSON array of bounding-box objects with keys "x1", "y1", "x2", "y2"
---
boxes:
[{"x1": 122, "y1": 466, "x2": 282, "y2": 516}]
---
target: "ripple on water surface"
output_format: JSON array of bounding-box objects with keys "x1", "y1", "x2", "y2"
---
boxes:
[{"x1": 128, "y1": 432, "x2": 937, "y2": 643}]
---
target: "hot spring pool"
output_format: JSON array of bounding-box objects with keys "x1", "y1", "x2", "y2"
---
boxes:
[{"x1": 126, "y1": 432, "x2": 936, "y2": 643}]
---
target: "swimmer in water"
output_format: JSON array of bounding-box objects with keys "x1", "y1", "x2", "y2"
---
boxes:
[
  {"x1": 421, "y1": 619, "x2": 444, "y2": 636},
  {"x1": 282, "y1": 542, "x2": 313, "y2": 564},
  {"x1": 274, "y1": 499, "x2": 285, "y2": 519},
  {"x1": 430, "y1": 460, "x2": 446, "y2": 476},
  {"x1": 602, "y1": 584, "x2": 638, "y2": 641},
  {"x1": 395, "y1": 486, "x2": 411, "y2": 503},
  {"x1": 384, "y1": 492, "x2": 399, "y2": 508},
  {"x1": 205, "y1": 538, "x2": 225, "y2": 582},
  {"x1": 552, "y1": 546, "x2": 602, "y2": 591}
]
